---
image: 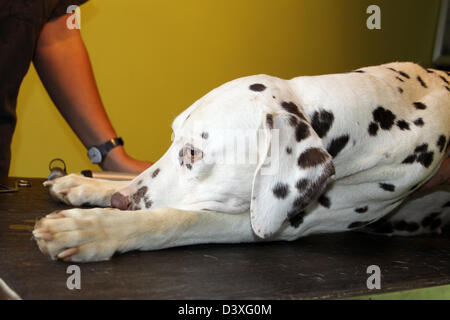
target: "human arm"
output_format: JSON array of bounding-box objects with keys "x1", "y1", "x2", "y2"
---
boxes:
[{"x1": 33, "y1": 14, "x2": 152, "y2": 173}]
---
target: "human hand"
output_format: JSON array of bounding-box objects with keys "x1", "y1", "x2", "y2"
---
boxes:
[
  {"x1": 101, "y1": 146, "x2": 152, "y2": 173},
  {"x1": 415, "y1": 157, "x2": 450, "y2": 194}
]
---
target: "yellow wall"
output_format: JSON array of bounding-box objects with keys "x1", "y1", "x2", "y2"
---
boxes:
[{"x1": 10, "y1": 0, "x2": 441, "y2": 177}]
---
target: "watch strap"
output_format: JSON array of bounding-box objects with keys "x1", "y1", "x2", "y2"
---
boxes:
[{"x1": 98, "y1": 137, "x2": 124, "y2": 157}]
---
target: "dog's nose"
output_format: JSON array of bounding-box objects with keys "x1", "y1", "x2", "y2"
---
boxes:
[{"x1": 111, "y1": 192, "x2": 130, "y2": 210}]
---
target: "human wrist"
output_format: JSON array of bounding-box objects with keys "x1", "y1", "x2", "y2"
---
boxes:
[
  {"x1": 100, "y1": 146, "x2": 128, "y2": 171},
  {"x1": 87, "y1": 136, "x2": 124, "y2": 166}
]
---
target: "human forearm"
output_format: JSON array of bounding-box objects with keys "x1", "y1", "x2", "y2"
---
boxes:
[
  {"x1": 33, "y1": 14, "x2": 151, "y2": 172},
  {"x1": 34, "y1": 16, "x2": 116, "y2": 151}
]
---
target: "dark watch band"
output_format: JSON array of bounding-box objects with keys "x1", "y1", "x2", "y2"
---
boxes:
[
  {"x1": 87, "y1": 137, "x2": 124, "y2": 164},
  {"x1": 98, "y1": 137, "x2": 124, "y2": 155}
]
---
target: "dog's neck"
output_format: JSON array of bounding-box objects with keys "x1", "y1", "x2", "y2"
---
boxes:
[{"x1": 288, "y1": 73, "x2": 381, "y2": 179}]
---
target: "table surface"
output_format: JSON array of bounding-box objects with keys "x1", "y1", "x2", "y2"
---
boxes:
[{"x1": 0, "y1": 177, "x2": 449, "y2": 300}]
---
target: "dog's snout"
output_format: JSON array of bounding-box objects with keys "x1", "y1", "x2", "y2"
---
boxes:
[{"x1": 111, "y1": 192, "x2": 130, "y2": 210}]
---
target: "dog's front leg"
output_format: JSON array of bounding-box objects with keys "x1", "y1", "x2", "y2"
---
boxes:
[
  {"x1": 44, "y1": 174, "x2": 128, "y2": 207},
  {"x1": 33, "y1": 207, "x2": 257, "y2": 262}
]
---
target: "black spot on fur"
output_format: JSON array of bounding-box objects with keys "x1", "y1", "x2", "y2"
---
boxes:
[
  {"x1": 437, "y1": 135, "x2": 446, "y2": 152},
  {"x1": 368, "y1": 122, "x2": 379, "y2": 136},
  {"x1": 417, "y1": 76, "x2": 427, "y2": 88},
  {"x1": 318, "y1": 194, "x2": 331, "y2": 208},
  {"x1": 311, "y1": 110, "x2": 334, "y2": 138},
  {"x1": 402, "y1": 154, "x2": 417, "y2": 164},
  {"x1": 295, "y1": 121, "x2": 310, "y2": 142},
  {"x1": 145, "y1": 200, "x2": 153, "y2": 208},
  {"x1": 396, "y1": 76, "x2": 404, "y2": 82},
  {"x1": 273, "y1": 183, "x2": 290, "y2": 199},
  {"x1": 291, "y1": 164, "x2": 334, "y2": 212},
  {"x1": 426, "y1": 68, "x2": 435, "y2": 74},
  {"x1": 281, "y1": 101, "x2": 306, "y2": 121},
  {"x1": 348, "y1": 221, "x2": 371, "y2": 229},
  {"x1": 402, "y1": 143, "x2": 434, "y2": 167},
  {"x1": 413, "y1": 102, "x2": 427, "y2": 110},
  {"x1": 445, "y1": 86, "x2": 450, "y2": 92},
  {"x1": 353, "y1": 70, "x2": 365, "y2": 73},
  {"x1": 297, "y1": 148, "x2": 329, "y2": 168},
  {"x1": 286, "y1": 147, "x2": 292, "y2": 154},
  {"x1": 266, "y1": 114, "x2": 274, "y2": 129},
  {"x1": 439, "y1": 75, "x2": 449, "y2": 85},
  {"x1": 132, "y1": 186, "x2": 148, "y2": 204},
  {"x1": 413, "y1": 118, "x2": 424, "y2": 127},
  {"x1": 137, "y1": 180, "x2": 143, "y2": 185},
  {"x1": 416, "y1": 151, "x2": 434, "y2": 168},
  {"x1": 397, "y1": 70, "x2": 410, "y2": 79},
  {"x1": 414, "y1": 143, "x2": 428, "y2": 153},
  {"x1": 372, "y1": 106, "x2": 396, "y2": 130},
  {"x1": 326, "y1": 135, "x2": 349, "y2": 158},
  {"x1": 288, "y1": 115, "x2": 298, "y2": 127},
  {"x1": 379, "y1": 183, "x2": 395, "y2": 192},
  {"x1": 288, "y1": 210, "x2": 306, "y2": 228},
  {"x1": 151, "y1": 168, "x2": 160, "y2": 178},
  {"x1": 292, "y1": 197, "x2": 308, "y2": 211},
  {"x1": 354, "y1": 206, "x2": 368, "y2": 213},
  {"x1": 186, "y1": 164, "x2": 192, "y2": 170},
  {"x1": 396, "y1": 120, "x2": 410, "y2": 130},
  {"x1": 249, "y1": 83, "x2": 266, "y2": 92},
  {"x1": 387, "y1": 68, "x2": 410, "y2": 79},
  {"x1": 421, "y1": 212, "x2": 441, "y2": 227},
  {"x1": 201, "y1": 132, "x2": 209, "y2": 139},
  {"x1": 392, "y1": 221, "x2": 420, "y2": 232},
  {"x1": 398, "y1": 87, "x2": 404, "y2": 94},
  {"x1": 295, "y1": 179, "x2": 309, "y2": 191}
]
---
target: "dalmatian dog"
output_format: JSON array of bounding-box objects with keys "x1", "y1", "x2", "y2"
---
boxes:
[{"x1": 33, "y1": 62, "x2": 450, "y2": 262}]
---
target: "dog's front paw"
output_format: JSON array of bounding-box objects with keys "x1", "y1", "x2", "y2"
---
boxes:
[
  {"x1": 33, "y1": 208, "x2": 127, "y2": 262},
  {"x1": 44, "y1": 174, "x2": 114, "y2": 207}
]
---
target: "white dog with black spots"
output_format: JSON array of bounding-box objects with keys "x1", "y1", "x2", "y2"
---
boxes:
[{"x1": 34, "y1": 62, "x2": 450, "y2": 262}]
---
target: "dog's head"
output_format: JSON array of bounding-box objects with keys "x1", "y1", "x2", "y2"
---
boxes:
[{"x1": 112, "y1": 75, "x2": 335, "y2": 238}]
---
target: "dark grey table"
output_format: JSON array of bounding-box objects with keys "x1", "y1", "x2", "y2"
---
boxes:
[{"x1": 0, "y1": 177, "x2": 449, "y2": 299}]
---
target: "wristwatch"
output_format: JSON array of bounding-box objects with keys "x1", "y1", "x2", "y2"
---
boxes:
[{"x1": 87, "y1": 137, "x2": 124, "y2": 164}]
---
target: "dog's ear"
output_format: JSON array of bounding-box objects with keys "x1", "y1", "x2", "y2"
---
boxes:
[{"x1": 250, "y1": 112, "x2": 335, "y2": 238}]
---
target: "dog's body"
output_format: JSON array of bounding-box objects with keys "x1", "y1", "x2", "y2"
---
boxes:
[{"x1": 34, "y1": 62, "x2": 450, "y2": 262}]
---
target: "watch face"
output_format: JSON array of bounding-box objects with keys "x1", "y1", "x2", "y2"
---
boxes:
[{"x1": 88, "y1": 147, "x2": 102, "y2": 164}]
